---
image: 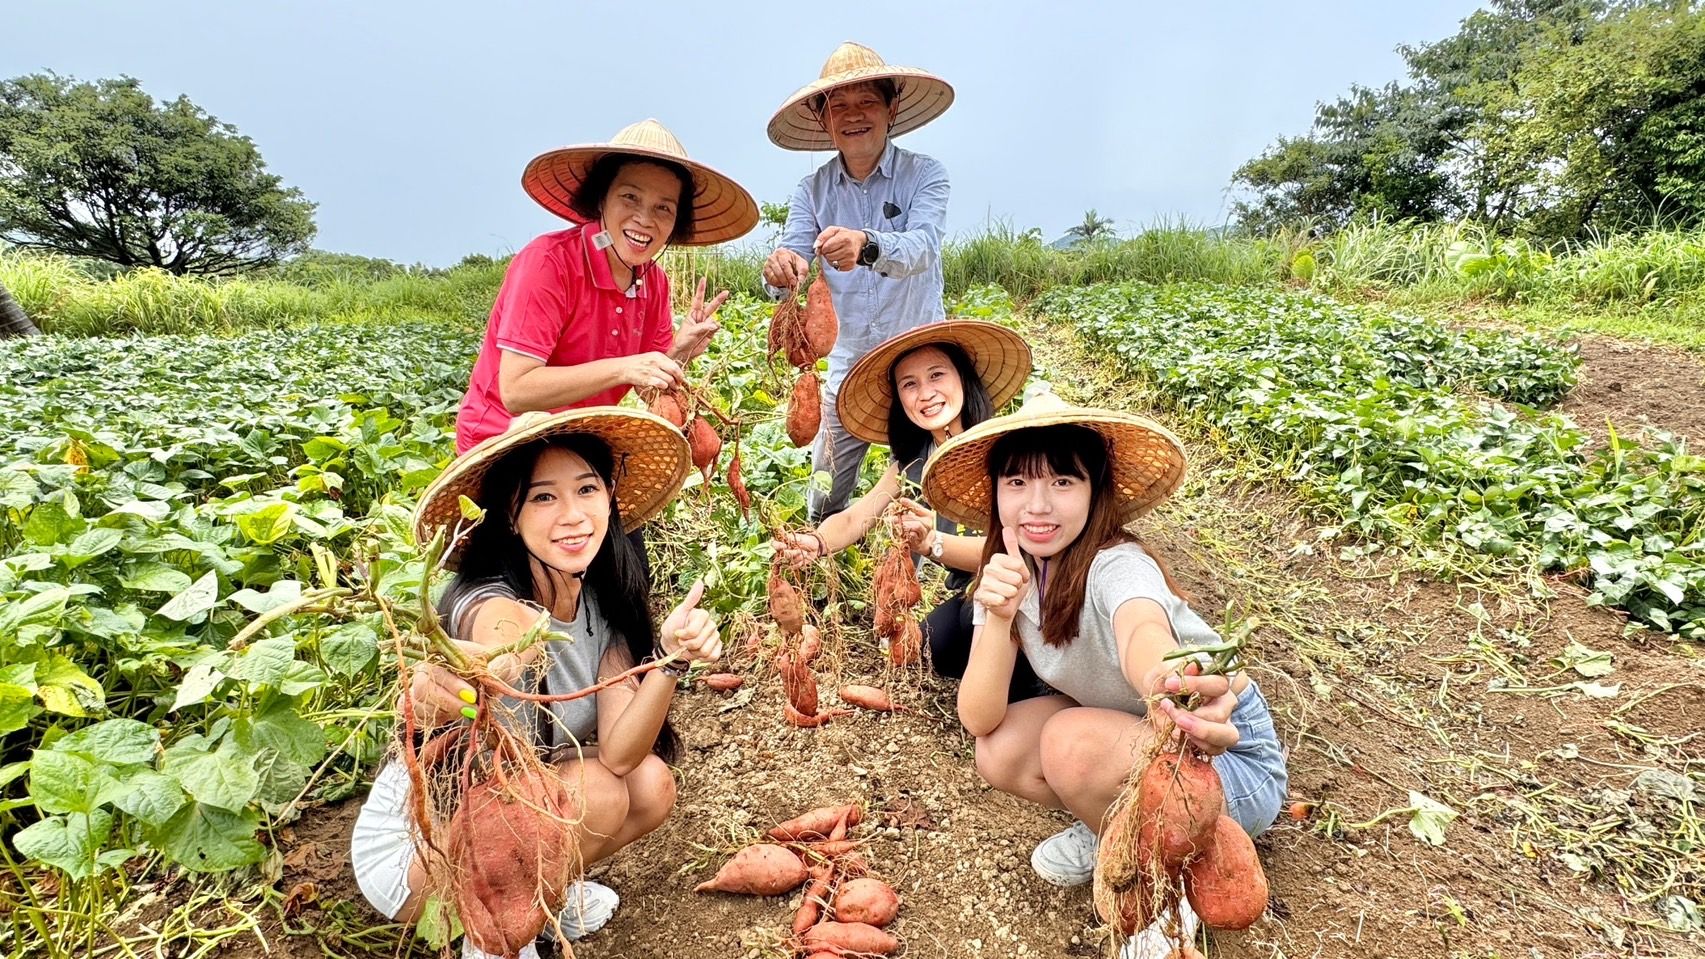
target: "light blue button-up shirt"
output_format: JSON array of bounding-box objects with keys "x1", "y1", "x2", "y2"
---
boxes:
[{"x1": 768, "y1": 141, "x2": 949, "y2": 393}]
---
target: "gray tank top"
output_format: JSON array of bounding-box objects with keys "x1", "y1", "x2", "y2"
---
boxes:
[{"x1": 447, "y1": 581, "x2": 613, "y2": 748}]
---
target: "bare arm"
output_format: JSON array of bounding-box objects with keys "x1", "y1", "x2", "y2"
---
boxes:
[{"x1": 496, "y1": 349, "x2": 681, "y2": 413}]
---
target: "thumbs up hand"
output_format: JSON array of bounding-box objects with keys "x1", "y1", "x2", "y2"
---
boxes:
[
  {"x1": 659, "y1": 579, "x2": 722, "y2": 664},
  {"x1": 972, "y1": 527, "x2": 1032, "y2": 623}
]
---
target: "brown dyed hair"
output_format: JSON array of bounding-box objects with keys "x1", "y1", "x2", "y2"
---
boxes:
[{"x1": 976, "y1": 424, "x2": 1188, "y2": 648}]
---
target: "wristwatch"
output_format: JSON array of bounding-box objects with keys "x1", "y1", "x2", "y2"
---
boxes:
[
  {"x1": 857, "y1": 236, "x2": 880, "y2": 267},
  {"x1": 930, "y1": 531, "x2": 945, "y2": 560}
]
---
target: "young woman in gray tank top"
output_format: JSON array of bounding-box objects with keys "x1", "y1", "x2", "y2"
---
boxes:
[
  {"x1": 924, "y1": 393, "x2": 1288, "y2": 959},
  {"x1": 350, "y1": 408, "x2": 720, "y2": 959}
]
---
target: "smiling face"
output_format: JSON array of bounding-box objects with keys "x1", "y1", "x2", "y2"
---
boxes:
[
  {"x1": 893, "y1": 346, "x2": 965, "y2": 437},
  {"x1": 994, "y1": 462, "x2": 1093, "y2": 561},
  {"x1": 819, "y1": 81, "x2": 896, "y2": 170},
  {"x1": 514, "y1": 447, "x2": 612, "y2": 578},
  {"x1": 599, "y1": 160, "x2": 685, "y2": 263}
]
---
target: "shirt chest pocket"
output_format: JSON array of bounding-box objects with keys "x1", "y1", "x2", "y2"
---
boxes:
[{"x1": 879, "y1": 198, "x2": 909, "y2": 233}]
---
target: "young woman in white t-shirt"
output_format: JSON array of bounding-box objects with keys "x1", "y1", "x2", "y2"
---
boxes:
[{"x1": 923, "y1": 392, "x2": 1287, "y2": 958}]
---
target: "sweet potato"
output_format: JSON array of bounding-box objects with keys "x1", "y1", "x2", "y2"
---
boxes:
[
  {"x1": 768, "y1": 804, "x2": 864, "y2": 842},
  {"x1": 648, "y1": 389, "x2": 687, "y2": 429},
  {"x1": 1134, "y1": 748, "x2": 1224, "y2": 870},
  {"x1": 873, "y1": 599, "x2": 897, "y2": 637},
  {"x1": 448, "y1": 770, "x2": 577, "y2": 958},
  {"x1": 793, "y1": 860, "x2": 834, "y2": 935},
  {"x1": 769, "y1": 295, "x2": 801, "y2": 360},
  {"x1": 769, "y1": 565, "x2": 806, "y2": 635},
  {"x1": 803, "y1": 271, "x2": 838, "y2": 361},
  {"x1": 802, "y1": 921, "x2": 898, "y2": 955},
  {"x1": 694, "y1": 843, "x2": 808, "y2": 896},
  {"x1": 785, "y1": 703, "x2": 850, "y2": 727},
  {"x1": 688, "y1": 416, "x2": 721, "y2": 475},
  {"x1": 839, "y1": 684, "x2": 895, "y2": 712},
  {"x1": 1183, "y1": 815, "x2": 1268, "y2": 930},
  {"x1": 788, "y1": 371, "x2": 821, "y2": 448},
  {"x1": 795, "y1": 838, "x2": 858, "y2": 858},
  {"x1": 727, "y1": 450, "x2": 751, "y2": 519},
  {"x1": 778, "y1": 651, "x2": 819, "y2": 717},
  {"x1": 888, "y1": 617, "x2": 922, "y2": 667},
  {"x1": 1096, "y1": 797, "x2": 1153, "y2": 892},
  {"x1": 833, "y1": 877, "x2": 899, "y2": 927},
  {"x1": 797, "y1": 623, "x2": 823, "y2": 664},
  {"x1": 702, "y1": 672, "x2": 744, "y2": 691}
]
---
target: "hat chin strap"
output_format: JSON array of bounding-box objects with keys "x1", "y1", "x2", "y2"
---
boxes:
[{"x1": 598, "y1": 214, "x2": 663, "y2": 288}]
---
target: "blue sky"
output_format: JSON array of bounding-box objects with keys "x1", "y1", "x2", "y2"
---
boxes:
[{"x1": 7, "y1": 1, "x2": 1482, "y2": 266}]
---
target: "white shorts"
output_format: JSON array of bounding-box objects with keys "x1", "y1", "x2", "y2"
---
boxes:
[{"x1": 349, "y1": 761, "x2": 418, "y2": 920}]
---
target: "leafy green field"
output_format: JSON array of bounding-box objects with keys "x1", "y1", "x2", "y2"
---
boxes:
[{"x1": 1043, "y1": 283, "x2": 1704, "y2": 638}]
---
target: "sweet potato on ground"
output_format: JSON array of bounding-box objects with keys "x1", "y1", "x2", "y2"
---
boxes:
[
  {"x1": 792, "y1": 860, "x2": 834, "y2": 934},
  {"x1": 1183, "y1": 815, "x2": 1268, "y2": 930},
  {"x1": 778, "y1": 651, "x2": 819, "y2": 717},
  {"x1": 701, "y1": 672, "x2": 744, "y2": 691},
  {"x1": 448, "y1": 770, "x2": 577, "y2": 958},
  {"x1": 768, "y1": 804, "x2": 863, "y2": 841},
  {"x1": 839, "y1": 684, "x2": 895, "y2": 712},
  {"x1": 833, "y1": 877, "x2": 899, "y2": 927},
  {"x1": 694, "y1": 843, "x2": 808, "y2": 896},
  {"x1": 785, "y1": 704, "x2": 850, "y2": 727},
  {"x1": 802, "y1": 921, "x2": 898, "y2": 955}
]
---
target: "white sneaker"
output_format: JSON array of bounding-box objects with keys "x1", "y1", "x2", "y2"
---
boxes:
[
  {"x1": 548, "y1": 880, "x2": 620, "y2": 941},
  {"x1": 1030, "y1": 819, "x2": 1099, "y2": 887},
  {"x1": 1117, "y1": 897, "x2": 1201, "y2": 959}
]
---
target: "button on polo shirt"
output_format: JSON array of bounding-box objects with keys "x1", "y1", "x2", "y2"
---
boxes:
[{"x1": 455, "y1": 226, "x2": 673, "y2": 454}]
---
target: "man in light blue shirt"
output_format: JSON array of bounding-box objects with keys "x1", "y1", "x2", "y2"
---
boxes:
[{"x1": 764, "y1": 42, "x2": 954, "y2": 520}]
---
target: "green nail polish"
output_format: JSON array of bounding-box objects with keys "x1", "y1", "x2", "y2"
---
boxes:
[
  {"x1": 458, "y1": 688, "x2": 477, "y2": 705},
  {"x1": 460, "y1": 705, "x2": 478, "y2": 721}
]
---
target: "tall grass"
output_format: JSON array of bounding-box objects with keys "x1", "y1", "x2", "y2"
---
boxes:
[{"x1": 6, "y1": 219, "x2": 1705, "y2": 337}]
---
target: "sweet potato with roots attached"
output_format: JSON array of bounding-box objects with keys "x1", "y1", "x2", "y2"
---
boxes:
[
  {"x1": 797, "y1": 623, "x2": 823, "y2": 665},
  {"x1": 769, "y1": 565, "x2": 806, "y2": 635},
  {"x1": 778, "y1": 652, "x2": 819, "y2": 717},
  {"x1": 694, "y1": 843, "x2": 808, "y2": 896},
  {"x1": 448, "y1": 769, "x2": 578, "y2": 958},
  {"x1": 839, "y1": 684, "x2": 896, "y2": 712},
  {"x1": 701, "y1": 672, "x2": 744, "y2": 691},
  {"x1": 768, "y1": 804, "x2": 863, "y2": 842},
  {"x1": 802, "y1": 921, "x2": 899, "y2": 955},
  {"x1": 1183, "y1": 815, "x2": 1268, "y2": 930},
  {"x1": 1134, "y1": 747, "x2": 1224, "y2": 871},
  {"x1": 803, "y1": 271, "x2": 838, "y2": 361},
  {"x1": 788, "y1": 371, "x2": 822, "y2": 448},
  {"x1": 688, "y1": 416, "x2": 721, "y2": 476},
  {"x1": 888, "y1": 617, "x2": 922, "y2": 667},
  {"x1": 832, "y1": 877, "x2": 899, "y2": 927},
  {"x1": 1094, "y1": 869, "x2": 1158, "y2": 937},
  {"x1": 727, "y1": 450, "x2": 751, "y2": 519},
  {"x1": 647, "y1": 388, "x2": 687, "y2": 429}
]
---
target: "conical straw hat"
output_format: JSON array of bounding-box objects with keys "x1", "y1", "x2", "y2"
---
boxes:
[
  {"x1": 768, "y1": 42, "x2": 954, "y2": 152},
  {"x1": 836, "y1": 320, "x2": 1033, "y2": 445},
  {"x1": 922, "y1": 391, "x2": 1187, "y2": 530},
  {"x1": 522, "y1": 119, "x2": 759, "y2": 246},
  {"x1": 414, "y1": 407, "x2": 691, "y2": 563}
]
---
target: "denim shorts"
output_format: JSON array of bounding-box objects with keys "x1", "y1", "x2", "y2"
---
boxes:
[{"x1": 1211, "y1": 680, "x2": 1288, "y2": 838}]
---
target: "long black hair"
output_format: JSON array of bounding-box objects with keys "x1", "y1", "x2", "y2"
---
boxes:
[
  {"x1": 441, "y1": 433, "x2": 678, "y2": 762},
  {"x1": 887, "y1": 341, "x2": 995, "y2": 470},
  {"x1": 569, "y1": 153, "x2": 697, "y2": 246}
]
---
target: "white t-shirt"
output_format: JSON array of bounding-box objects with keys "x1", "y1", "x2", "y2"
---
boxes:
[{"x1": 972, "y1": 542, "x2": 1221, "y2": 714}]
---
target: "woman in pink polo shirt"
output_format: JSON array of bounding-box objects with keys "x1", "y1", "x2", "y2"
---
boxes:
[{"x1": 455, "y1": 119, "x2": 759, "y2": 454}]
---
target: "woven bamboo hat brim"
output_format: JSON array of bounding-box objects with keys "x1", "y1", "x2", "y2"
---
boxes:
[
  {"x1": 836, "y1": 320, "x2": 1033, "y2": 445},
  {"x1": 768, "y1": 42, "x2": 954, "y2": 152},
  {"x1": 413, "y1": 408, "x2": 691, "y2": 561},
  {"x1": 522, "y1": 119, "x2": 759, "y2": 246},
  {"x1": 922, "y1": 392, "x2": 1187, "y2": 530}
]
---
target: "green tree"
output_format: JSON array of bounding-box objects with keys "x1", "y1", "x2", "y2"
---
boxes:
[
  {"x1": 1066, "y1": 209, "x2": 1117, "y2": 243},
  {"x1": 0, "y1": 74, "x2": 315, "y2": 275}
]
